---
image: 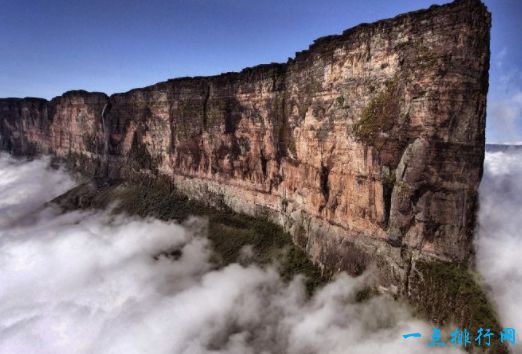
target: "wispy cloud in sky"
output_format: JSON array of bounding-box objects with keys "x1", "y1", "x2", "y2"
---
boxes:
[{"x1": 488, "y1": 91, "x2": 522, "y2": 144}]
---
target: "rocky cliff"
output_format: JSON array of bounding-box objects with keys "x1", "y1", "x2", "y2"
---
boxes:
[{"x1": 0, "y1": 0, "x2": 490, "y2": 301}]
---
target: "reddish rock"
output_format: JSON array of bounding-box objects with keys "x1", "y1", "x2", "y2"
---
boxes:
[{"x1": 0, "y1": 0, "x2": 490, "y2": 296}]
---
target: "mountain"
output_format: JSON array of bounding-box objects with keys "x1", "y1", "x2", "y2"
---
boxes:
[{"x1": 0, "y1": 0, "x2": 501, "y2": 346}]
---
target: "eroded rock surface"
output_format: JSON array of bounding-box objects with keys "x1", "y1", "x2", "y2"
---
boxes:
[{"x1": 0, "y1": 0, "x2": 490, "y2": 298}]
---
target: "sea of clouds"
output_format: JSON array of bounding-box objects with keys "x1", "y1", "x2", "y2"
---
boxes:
[
  {"x1": 476, "y1": 148, "x2": 522, "y2": 353},
  {"x1": 4, "y1": 148, "x2": 518, "y2": 354}
]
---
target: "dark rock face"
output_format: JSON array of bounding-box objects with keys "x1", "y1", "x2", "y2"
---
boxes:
[{"x1": 0, "y1": 0, "x2": 490, "y2": 297}]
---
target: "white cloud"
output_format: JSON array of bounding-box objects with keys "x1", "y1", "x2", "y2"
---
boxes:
[
  {"x1": 495, "y1": 47, "x2": 507, "y2": 68},
  {"x1": 0, "y1": 155, "x2": 466, "y2": 354},
  {"x1": 488, "y1": 90, "x2": 522, "y2": 144},
  {"x1": 0, "y1": 153, "x2": 76, "y2": 227},
  {"x1": 476, "y1": 150, "x2": 522, "y2": 353}
]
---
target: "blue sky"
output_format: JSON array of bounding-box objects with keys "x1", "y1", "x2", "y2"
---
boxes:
[{"x1": 1, "y1": 0, "x2": 520, "y2": 143}]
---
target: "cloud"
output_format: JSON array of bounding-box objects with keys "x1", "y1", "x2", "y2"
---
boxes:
[
  {"x1": 476, "y1": 149, "x2": 522, "y2": 354},
  {"x1": 488, "y1": 90, "x2": 522, "y2": 144},
  {"x1": 0, "y1": 153, "x2": 76, "y2": 227},
  {"x1": 0, "y1": 155, "x2": 465, "y2": 354},
  {"x1": 495, "y1": 47, "x2": 507, "y2": 69},
  {"x1": 488, "y1": 48, "x2": 522, "y2": 144}
]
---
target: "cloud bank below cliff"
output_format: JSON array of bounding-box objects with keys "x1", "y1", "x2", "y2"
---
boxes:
[
  {"x1": 0, "y1": 153, "x2": 467, "y2": 354},
  {"x1": 476, "y1": 147, "x2": 522, "y2": 342},
  {"x1": 0, "y1": 156, "x2": 76, "y2": 228}
]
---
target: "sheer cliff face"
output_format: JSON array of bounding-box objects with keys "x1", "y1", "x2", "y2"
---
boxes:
[{"x1": 0, "y1": 0, "x2": 489, "y2": 293}]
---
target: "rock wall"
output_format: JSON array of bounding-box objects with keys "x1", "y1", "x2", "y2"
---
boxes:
[{"x1": 0, "y1": 0, "x2": 490, "y2": 296}]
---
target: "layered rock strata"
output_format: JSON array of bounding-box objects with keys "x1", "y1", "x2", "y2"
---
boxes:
[{"x1": 0, "y1": 0, "x2": 490, "y2": 299}]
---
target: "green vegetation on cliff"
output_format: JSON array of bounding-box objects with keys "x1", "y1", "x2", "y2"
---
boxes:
[
  {"x1": 412, "y1": 260, "x2": 507, "y2": 353},
  {"x1": 52, "y1": 179, "x2": 328, "y2": 295},
  {"x1": 352, "y1": 76, "x2": 400, "y2": 142},
  {"x1": 52, "y1": 180, "x2": 504, "y2": 347}
]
